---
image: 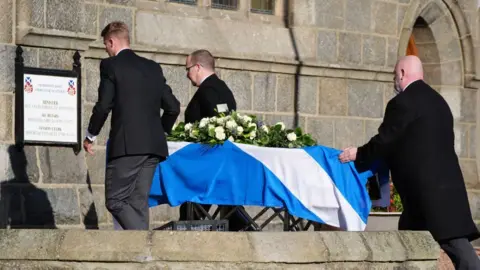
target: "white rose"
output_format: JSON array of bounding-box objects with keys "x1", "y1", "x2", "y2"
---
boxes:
[
  {"x1": 248, "y1": 123, "x2": 257, "y2": 129},
  {"x1": 226, "y1": 120, "x2": 237, "y2": 130},
  {"x1": 215, "y1": 131, "x2": 226, "y2": 140},
  {"x1": 249, "y1": 130, "x2": 256, "y2": 139},
  {"x1": 209, "y1": 117, "x2": 217, "y2": 123},
  {"x1": 199, "y1": 118, "x2": 209, "y2": 128},
  {"x1": 228, "y1": 136, "x2": 234, "y2": 142},
  {"x1": 276, "y1": 122, "x2": 285, "y2": 131},
  {"x1": 216, "y1": 117, "x2": 225, "y2": 125},
  {"x1": 208, "y1": 124, "x2": 215, "y2": 130},
  {"x1": 214, "y1": 126, "x2": 225, "y2": 134},
  {"x1": 184, "y1": 123, "x2": 193, "y2": 131},
  {"x1": 261, "y1": 125, "x2": 269, "y2": 133},
  {"x1": 287, "y1": 132, "x2": 297, "y2": 141},
  {"x1": 236, "y1": 126, "x2": 244, "y2": 134},
  {"x1": 243, "y1": 115, "x2": 252, "y2": 123}
]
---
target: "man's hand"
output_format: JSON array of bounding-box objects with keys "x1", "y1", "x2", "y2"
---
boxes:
[
  {"x1": 83, "y1": 138, "x2": 94, "y2": 155},
  {"x1": 339, "y1": 147, "x2": 357, "y2": 163}
]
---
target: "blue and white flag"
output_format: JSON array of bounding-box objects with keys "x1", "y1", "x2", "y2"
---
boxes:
[{"x1": 148, "y1": 141, "x2": 376, "y2": 231}]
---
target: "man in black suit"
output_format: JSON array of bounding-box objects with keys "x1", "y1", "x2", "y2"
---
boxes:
[
  {"x1": 339, "y1": 55, "x2": 480, "y2": 269},
  {"x1": 180, "y1": 50, "x2": 250, "y2": 231},
  {"x1": 84, "y1": 21, "x2": 180, "y2": 230},
  {"x1": 184, "y1": 49, "x2": 236, "y2": 123}
]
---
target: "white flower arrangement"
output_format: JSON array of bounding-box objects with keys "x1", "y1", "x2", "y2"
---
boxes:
[{"x1": 168, "y1": 111, "x2": 317, "y2": 148}]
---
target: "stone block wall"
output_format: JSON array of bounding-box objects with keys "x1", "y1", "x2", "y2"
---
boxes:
[
  {"x1": 0, "y1": 230, "x2": 441, "y2": 269},
  {"x1": 0, "y1": 0, "x2": 479, "y2": 233}
]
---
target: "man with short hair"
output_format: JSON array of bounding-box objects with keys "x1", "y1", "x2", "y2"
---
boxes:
[
  {"x1": 181, "y1": 49, "x2": 250, "y2": 231},
  {"x1": 339, "y1": 55, "x2": 480, "y2": 269},
  {"x1": 84, "y1": 21, "x2": 180, "y2": 230},
  {"x1": 184, "y1": 49, "x2": 236, "y2": 123}
]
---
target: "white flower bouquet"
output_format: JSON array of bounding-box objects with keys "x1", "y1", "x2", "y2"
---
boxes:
[{"x1": 168, "y1": 111, "x2": 317, "y2": 148}]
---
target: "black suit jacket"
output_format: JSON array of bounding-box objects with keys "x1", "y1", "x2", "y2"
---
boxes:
[
  {"x1": 184, "y1": 74, "x2": 236, "y2": 124},
  {"x1": 87, "y1": 49, "x2": 180, "y2": 160},
  {"x1": 355, "y1": 80, "x2": 479, "y2": 242}
]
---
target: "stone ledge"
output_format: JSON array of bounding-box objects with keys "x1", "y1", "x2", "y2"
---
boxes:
[
  {"x1": 84, "y1": 44, "x2": 394, "y2": 82},
  {"x1": 0, "y1": 230, "x2": 440, "y2": 264},
  {"x1": 16, "y1": 27, "x2": 98, "y2": 51},
  {"x1": 0, "y1": 261, "x2": 440, "y2": 270}
]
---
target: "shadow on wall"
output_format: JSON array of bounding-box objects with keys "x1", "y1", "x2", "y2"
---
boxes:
[
  {"x1": 84, "y1": 172, "x2": 99, "y2": 229},
  {"x1": 283, "y1": 0, "x2": 302, "y2": 128},
  {"x1": 0, "y1": 145, "x2": 56, "y2": 228},
  {"x1": 0, "y1": 145, "x2": 99, "y2": 229}
]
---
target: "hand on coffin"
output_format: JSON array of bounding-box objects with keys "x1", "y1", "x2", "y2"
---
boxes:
[{"x1": 338, "y1": 147, "x2": 357, "y2": 163}]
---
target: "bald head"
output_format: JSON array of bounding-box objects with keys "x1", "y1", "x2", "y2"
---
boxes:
[{"x1": 394, "y1": 55, "x2": 424, "y2": 93}]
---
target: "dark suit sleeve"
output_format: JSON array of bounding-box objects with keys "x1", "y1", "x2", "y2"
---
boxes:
[
  {"x1": 230, "y1": 95, "x2": 237, "y2": 111},
  {"x1": 87, "y1": 59, "x2": 115, "y2": 136},
  {"x1": 185, "y1": 88, "x2": 215, "y2": 124},
  {"x1": 184, "y1": 97, "x2": 201, "y2": 124},
  {"x1": 356, "y1": 97, "x2": 416, "y2": 170},
  {"x1": 160, "y1": 75, "x2": 180, "y2": 134},
  {"x1": 199, "y1": 87, "x2": 217, "y2": 115}
]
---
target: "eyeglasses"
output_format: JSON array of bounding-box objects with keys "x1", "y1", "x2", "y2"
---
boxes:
[{"x1": 186, "y1": 63, "x2": 201, "y2": 72}]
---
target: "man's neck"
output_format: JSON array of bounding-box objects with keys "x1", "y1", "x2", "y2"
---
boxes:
[
  {"x1": 403, "y1": 78, "x2": 422, "y2": 91},
  {"x1": 115, "y1": 46, "x2": 130, "y2": 56},
  {"x1": 198, "y1": 72, "x2": 215, "y2": 86}
]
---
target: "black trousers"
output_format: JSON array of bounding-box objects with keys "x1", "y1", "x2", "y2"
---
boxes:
[
  {"x1": 105, "y1": 155, "x2": 161, "y2": 230},
  {"x1": 439, "y1": 238, "x2": 480, "y2": 270},
  {"x1": 399, "y1": 210, "x2": 480, "y2": 269}
]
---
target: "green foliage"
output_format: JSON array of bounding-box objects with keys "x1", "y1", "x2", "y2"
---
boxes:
[{"x1": 167, "y1": 111, "x2": 317, "y2": 148}]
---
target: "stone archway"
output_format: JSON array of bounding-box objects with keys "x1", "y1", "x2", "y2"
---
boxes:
[
  {"x1": 410, "y1": 16, "x2": 443, "y2": 89},
  {"x1": 399, "y1": 0, "x2": 476, "y2": 88}
]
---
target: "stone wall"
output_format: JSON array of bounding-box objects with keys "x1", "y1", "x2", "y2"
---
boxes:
[
  {"x1": 0, "y1": 229, "x2": 441, "y2": 269},
  {"x1": 0, "y1": 0, "x2": 479, "y2": 233}
]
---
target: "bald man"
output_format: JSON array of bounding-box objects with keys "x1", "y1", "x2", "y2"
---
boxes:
[{"x1": 339, "y1": 56, "x2": 480, "y2": 269}]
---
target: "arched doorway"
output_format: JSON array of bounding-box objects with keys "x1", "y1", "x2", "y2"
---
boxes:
[
  {"x1": 399, "y1": 1, "x2": 468, "y2": 89},
  {"x1": 408, "y1": 16, "x2": 442, "y2": 89}
]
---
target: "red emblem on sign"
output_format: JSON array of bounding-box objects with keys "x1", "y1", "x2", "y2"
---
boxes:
[
  {"x1": 24, "y1": 77, "x2": 33, "y2": 93},
  {"x1": 67, "y1": 80, "x2": 76, "y2": 96}
]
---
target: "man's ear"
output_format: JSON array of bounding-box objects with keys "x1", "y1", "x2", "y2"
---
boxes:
[
  {"x1": 400, "y1": 69, "x2": 405, "y2": 79},
  {"x1": 106, "y1": 37, "x2": 114, "y2": 47}
]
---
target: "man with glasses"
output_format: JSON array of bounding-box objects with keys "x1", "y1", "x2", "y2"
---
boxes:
[
  {"x1": 184, "y1": 49, "x2": 236, "y2": 123},
  {"x1": 181, "y1": 49, "x2": 251, "y2": 231}
]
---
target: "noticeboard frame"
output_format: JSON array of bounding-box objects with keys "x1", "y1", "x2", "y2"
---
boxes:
[{"x1": 14, "y1": 46, "x2": 82, "y2": 155}]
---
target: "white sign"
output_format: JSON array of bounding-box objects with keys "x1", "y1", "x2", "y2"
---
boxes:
[{"x1": 23, "y1": 73, "x2": 78, "y2": 143}]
